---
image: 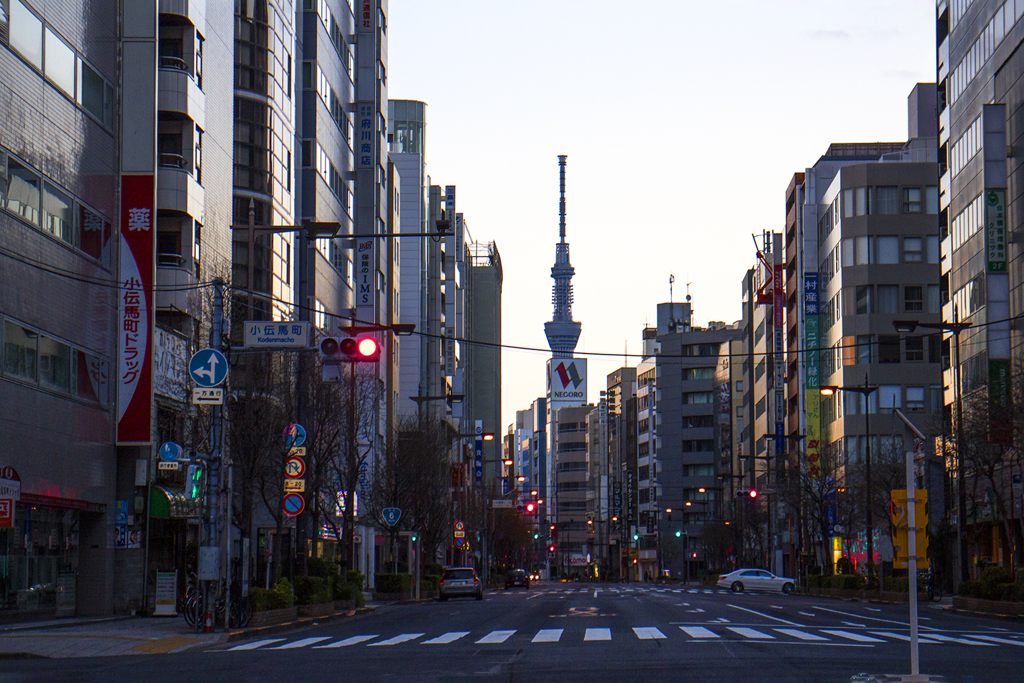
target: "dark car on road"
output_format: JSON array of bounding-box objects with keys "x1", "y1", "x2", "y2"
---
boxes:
[
  {"x1": 505, "y1": 568, "x2": 530, "y2": 589},
  {"x1": 439, "y1": 567, "x2": 483, "y2": 601}
]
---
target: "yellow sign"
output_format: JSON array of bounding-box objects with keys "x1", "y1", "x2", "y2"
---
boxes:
[
  {"x1": 891, "y1": 489, "x2": 929, "y2": 569},
  {"x1": 289, "y1": 447, "x2": 306, "y2": 457},
  {"x1": 454, "y1": 530, "x2": 465, "y2": 538},
  {"x1": 284, "y1": 479, "x2": 305, "y2": 492}
]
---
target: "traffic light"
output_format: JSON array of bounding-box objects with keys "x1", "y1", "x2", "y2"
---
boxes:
[
  {"x1": 319, "y1": 335, "x2": 380, "y2": 362},
  {"x1": 533, "y1": 532, "x2": 540, "y2": 540},
  {"x1": 736, "y1": 489, "x2": 758, "y2": 498},
  {"x1": 548, "y1": 544, "x2": 556, "y2": 553},
  {"x1": 674, "y1": 529, "x2": 682, "y2": 538},
  {"x1": 185, "y1": 463, "x2": 203, "y2": 500},
  {"x1": 411, "y1": 532, "x2": 418, "y2": 542},
  {"x1": 524, "y1": 501, "x2": 536, "y2": 514}
]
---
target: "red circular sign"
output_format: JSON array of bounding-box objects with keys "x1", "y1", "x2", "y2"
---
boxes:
[
  {"x1": 454, "y1": 520, "x2": 465, "y2": 531},
  {"x1": 285, "y1": 457, "x2": 305, "y2": 479},
  {"x1": 282, "y1": 493, "x2": 305, "y2": 517}
]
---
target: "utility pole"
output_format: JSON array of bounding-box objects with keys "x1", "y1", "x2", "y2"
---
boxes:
[{"x1": 204, "y1": 278, "x2": 225, "y2": 632}]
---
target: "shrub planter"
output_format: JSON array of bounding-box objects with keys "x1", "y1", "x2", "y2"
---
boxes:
[
  {"x1": 953, "y1": 596, "x2": 1024, "y2": 617},
  {"x1": 334, "y1": 599, "x2": 357, "y2": 611},
  {"x1": 297, "y1": 603, "x2": 335, "y2": 618},
  {"x1": 373, "y1": 591, "x2": 411, "y2": 602},
  {"x1": 248, "y1": 606, "x2": 298, "y2": 628}
]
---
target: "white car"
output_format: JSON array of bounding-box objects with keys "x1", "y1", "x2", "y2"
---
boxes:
[{"x1": 718, "y1": 568, "x2": 795, "y2": 594}]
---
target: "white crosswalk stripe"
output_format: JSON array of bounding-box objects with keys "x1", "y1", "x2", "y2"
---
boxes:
[
  {"x1": 269, "y1": 637, "x2": 331, "y2": 649},
  {"x1": 584, "y1": 628, "x2": 611, "y2": 641},
  {"x1": 727, "y1": 627, "x2": 773, "y2": 639},
  {"x1": 633, "y1": 627, "x2": 666, "y2": 640},
  {"x1": 774, "y1": 629, "x2": 827, "y2": 641},
  {"x1": 423, "y1": 631, "x2": 470, "y2": 644},
  {"x1": 532, "y1": 629, "x2": 563, "y2": 643},
  {"x1": 970, "y1": 634, "x2": 1024, "y2": 646},
  {"x1": 869, "y1": 631, "x2": 943, "y2": 644},
  {"x1": 912, "y1": 633, "x2": 996, "y2": 646},
  {"x1": 314, "y1": 635, "x2": 377, "y2": 648},
  {"x1": 367, "y1": 633, "x2": 423, "y2": 646},
  {"x1": 227, "y1": 638, "x2": 285, "y2": 651},
  {"x1": 821, "y1": 630, "x2": 884, "y2": 643},
  {"x1": 476, "y1": 630, "x2": 516, "y2": 644},
  {"x1": 680, "y1": 627, "x2": 719, "y2": 639}
]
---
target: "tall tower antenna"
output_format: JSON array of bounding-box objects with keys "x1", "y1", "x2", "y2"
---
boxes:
[{"x1": 544, "y1": 155, "x2": 582, "y2": 358}]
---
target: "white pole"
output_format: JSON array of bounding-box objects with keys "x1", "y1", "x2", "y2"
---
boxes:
[{"x1": 907, "y1": 448, "x2": 920, "y2": 678}]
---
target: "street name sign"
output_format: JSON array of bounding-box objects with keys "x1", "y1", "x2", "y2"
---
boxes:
[
  {"x1": 492, "y1": 499, "x2": 513, "y2": 508},
  {"x1": 244, "y1": 321, "x2": 310, "y2": 348}
]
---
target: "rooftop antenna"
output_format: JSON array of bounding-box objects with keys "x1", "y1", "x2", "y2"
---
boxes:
[
  {"x1": 686, "y1": 279, "x2": 692, "y2": 303},
  {"x1": 669, "y1": 274, "x2": 675, "y2": 305}
]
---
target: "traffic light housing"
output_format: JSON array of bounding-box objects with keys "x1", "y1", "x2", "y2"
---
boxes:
[
  {"x1": 736, "y1": 489, "x2": 758, "y2": 498},
  {"x1": 185, "y1": 463, "x2": 203, "y2": 500},
  {"x1": 319, "y1": 335, "x2": 380, "y2": 362}
]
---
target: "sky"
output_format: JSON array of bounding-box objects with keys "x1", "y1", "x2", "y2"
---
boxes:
[{"x1": 388, "y1": 1, "x2": 937, "y2": 432}]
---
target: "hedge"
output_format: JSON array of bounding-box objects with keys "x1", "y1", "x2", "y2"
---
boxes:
[
  {"x1": 422, "y1": 574, "x2": 441, "y2": 592},
  {"x1": 375, "y1": 573, "x2": 413, "y2": 594},
  {"x1": 251, "y1": 577, "x2": 294, "y2": 612},
  {"x1": 295, "y1": 576, "x2": 332, "y2": 605}
]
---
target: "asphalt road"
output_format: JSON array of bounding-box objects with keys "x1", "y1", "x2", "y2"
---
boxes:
[{"x1": 2, "y1": 583, "x2": 1022, "y2": 683}]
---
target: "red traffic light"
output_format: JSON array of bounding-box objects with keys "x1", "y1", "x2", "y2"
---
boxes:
[
  {"x1": 524, "y1": 502, "x2": 536, "y2": 513},
  {"x1": 748, "y1": 489, "x2": 758, "y2": 498},
  {"x1": 321, "y1": 335, "x2": 380, "y2": 362},
  {"x1": 548, "y1": 545, "x2": 556, "y2": 553}
]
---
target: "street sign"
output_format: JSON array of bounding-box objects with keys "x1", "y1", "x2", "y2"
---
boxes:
[
  {"x1": 158, "y1": 442, "x2": 182, "y2": 463},
  {"x1": 244, "y1": 321, "x2": 310, "y2": 348},
  {"x1": 188, "y1": 348, "x2": 228, "y2": 387},
  {"x1": 283, "y1": 479, "x2": 305, "y2": 492},
  {"x1": 382, "y1": 507, "x2": 402, "y2": 527},
  {"x1": 282, "y1": 493, "x2": 305, "y2": 517},
  {"x1": 192, "y1": 387, "x2": 224, "y2": 405},
  {"x1": 454, "y1": 537, "x2": 465, "y2": 548},
  {"x1": 283, "y1": 424, "x2": 306, "y2": 448},
  {"x1": 157, "y1": 461, "x2": 180, "y2": 471},
  {"x1": 285, "y1": 457, "x2": 305, "y2": 478},
  {"x1": 454, "y1": 520, "x2": 465, "y2": 531},
  {"x1": 454, "y1": 531, "x2": 465, "y2": 538},
  {"x1": 0, "y1": 499, "x2": 12, "y2": 529},
  {"x1": 288, "y1": 447, "x2": 306, "y2": 457},
  {"x1": 492, "y1": 499, "x2": 513, "y2": 508}
]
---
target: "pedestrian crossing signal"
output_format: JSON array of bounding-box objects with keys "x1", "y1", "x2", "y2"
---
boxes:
[{"x1": 186, "y1": 464, "x2": 203, "y2": 500}]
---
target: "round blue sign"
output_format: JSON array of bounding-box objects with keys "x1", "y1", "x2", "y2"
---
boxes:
[
  {"x1": 158, "y1": 442, "x2": 183, "y2": 463},
  {"x1": 189, "y1": 348, "x2": 228, "y2": 388},
  {"x1": 284, "y1": 423, "x2": 306, "y2": 447}
]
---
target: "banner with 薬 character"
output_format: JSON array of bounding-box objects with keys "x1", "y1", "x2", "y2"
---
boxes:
[{"x1": 117, "y1": 174, "x2": 155, "y2": 444}]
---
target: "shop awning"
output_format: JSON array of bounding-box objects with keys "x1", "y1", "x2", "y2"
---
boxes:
[{"x1": 150, "y1": 486, "x2": 200, "y2": 519}]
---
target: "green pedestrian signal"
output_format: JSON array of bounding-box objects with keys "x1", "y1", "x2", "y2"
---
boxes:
[
  {"x1": 186, "y1": 464, "x2": 203, "y2": 500},
  {"x1": 675, "y1": 530, "x2": 682, "y2": 537}
]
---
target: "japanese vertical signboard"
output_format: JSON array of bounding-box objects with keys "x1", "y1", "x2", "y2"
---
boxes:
[
  {"x1": 117, "y1": 174, "x2": 155, "y2": 444},
  {"x1": 985, "y1": 189, "x2": 1007, "y2": 272},
  {"x1": 804, "y1": 273, "x2": 821, "y2": 477},
  {"x1": 985, "y1": 187, "x2": 1012, "y2": 444},
  {"x1": 773, "y1": 261, "x2": 785, "y2": 453},
  {"x1": 474, "y1": 420, "x2": 484, "y2": 485}
]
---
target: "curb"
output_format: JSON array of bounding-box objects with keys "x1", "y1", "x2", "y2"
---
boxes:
[
  {"x1": 223, "y1": 606, "x2": 375, "y2": 643},
  {"x1": 0, "y1": 615, "x2": 135, "y2": 634}
]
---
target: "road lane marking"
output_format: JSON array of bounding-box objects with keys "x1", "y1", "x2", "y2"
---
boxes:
[
  {"x1": 869, "y1": 631, "x2": 942, "y2": 644},
  {"x1": 527, "y1": 593, "x2": 543, "y2": 600},
  {"x1": 821, "y1": 630, "x2": 884, "y2": 643},
  {"x1": 970, "y1": 634, "x2": 1024, "y2": 646},
  {"x1": 727, "y1": 627, "x2": 774, "y2": 639},
  {"x1": 918, "y1": 633, "x2": 996, "y2": 646},
  {"x1": 798, "y1": 612, "x2": 815, "y2": 617},
  {"x1": 476, "y1": 630, "x2": 516, "y2": 644},
  {"x1": 367, "y1": 633, "x2": 423, "y2": 646},
  {"x1": 680, "y1": 627, "x2": 720, "y2": 639},
  {"x1": 865, "y1": 607, "x2": 881, "y2": 612},
  {"x1": 227, "y1": 639, "x2": 285, "y2": 651},
  {"x1": 532, "y1": 629, "x2": 563, "y2": 643},
  {"x1": 727, "y1": 604, "x2": 803, "y2": 626},
  {"x1": 775, "y1": 629, "x2": 828, "y2": 641},
  {"x1": 423, "y1": 632, "x2": 470, "y2": 644},
  {"x1": 633, "y1": 627, "x2": 667, "y2": 640},
  {"x1": 269, "y1": 637, "x2": 331, "y2": 649},
  {"x1": 813, "y1": 605, "x2": 925, "y2": 629},
  {"x1": 770, "y1": 605, "x2": 784, "y2": 610},
  {"x1": 585, "y1": 628, "x2": 611, "y2": 641},
  {"x1": 314, "y1": 635, "x2": 377, "y2": 648},
  {"x1": 842, "y1": 621, "x2": 866, "y2": 628}
]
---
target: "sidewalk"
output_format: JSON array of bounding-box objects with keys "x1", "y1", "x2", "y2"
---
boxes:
[{"x1": 0, "y1": 603, "x2": 376, "y2": 659}]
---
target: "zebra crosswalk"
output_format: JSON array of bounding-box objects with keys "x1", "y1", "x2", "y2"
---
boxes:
[{"x1": 220, "y1": 625, "x2": 1022, "y2": 652}]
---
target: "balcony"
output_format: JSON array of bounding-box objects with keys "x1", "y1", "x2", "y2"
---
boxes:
[
  {"x1": 159, "y1": 66, "x2": 205, "y2": 123},
  {"x1": 156, "y1": 262, "x2": 197, "y2": 314},
  {"x1": 157, "y1": 162, "x2": 204, "y2": 218}
]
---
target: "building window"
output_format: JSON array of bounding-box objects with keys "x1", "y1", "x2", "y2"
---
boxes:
[
  {"x1": 5, "y1": 157, "x2": 41, "y2": 226},
  {"x1": 877, "y1": 235, "x2": 899, "y2": 264},
  {"x1": 878, "y1": 385, "x2": 902, "y2": 410},
  {"x1": 855, "y1": 236, "x2": 873, "y2": 264},
  {"x1": 683, "y1": 391, "x2": 713, "y2": 404},
  {"x1": 4, "y1": 321, "x2": 38, "y2": 381},
  {"x1": 878, "y1": 335, "x2": 900, "y2": 364},
  {"x1": 874, "y1": 186, "x2": 899, "y2": 214},
  {"x1": 904, "y1": 286, "x2": 924, "y2": 312},
  {"x1": 907, "y1": 386, "x2": 925, "y2": 410},
  {"x1": 855, "y1": 186, "x2": 869, "y2": 215},
  {"x1": 9, "y1": 0, "x2": 42, "y2": 69},
  {"x1": 877, "y1": 285, "x2": 899, "y2": 313},
  {"x1": 903, "y1": 187, "x2": 922, "y2": 213},
  {"x1": 38, "y1": 335, "x2": 71, "y2": 393},
  {"x1": 905, "y1": 336, "x2": 924, "y2": 362},
  {"x1": 855, "y1": 285, "x2": 873, "y2": 314},
  {"x1": 904, "y1": 237, "x2": 923, "y2": 262},
  {"x1": 856, "y1": 335, "x2": 873, "y2": 365}
]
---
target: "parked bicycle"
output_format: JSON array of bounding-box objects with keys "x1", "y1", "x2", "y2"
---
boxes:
[
  {"x1": 924, "y1": 569, "x2": 942, "y2": 602},
  {"x1": 182, "y1": 580, "x2": 250, "y2": 629}
]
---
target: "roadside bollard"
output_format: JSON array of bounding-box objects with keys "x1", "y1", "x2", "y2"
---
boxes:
[{"x1": 204, "y1": 611, "x2": 213, "y2": 633}]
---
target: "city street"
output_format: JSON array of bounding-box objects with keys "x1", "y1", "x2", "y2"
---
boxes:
[{"x1": 0, "y1": 583, "x2": 1020, "y2": 683}]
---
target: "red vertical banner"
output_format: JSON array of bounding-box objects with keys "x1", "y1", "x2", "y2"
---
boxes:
[{"x1": 117, "y1": 174, "x2": 155, "y2": 444}]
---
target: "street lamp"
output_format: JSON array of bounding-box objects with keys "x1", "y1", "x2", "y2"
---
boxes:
[
  {"x1": 821, "y1": 374, "x2": 878, "y2": 573},
  {"x1": 894, "y1": 310, "x2": 973, "y2": 584}
]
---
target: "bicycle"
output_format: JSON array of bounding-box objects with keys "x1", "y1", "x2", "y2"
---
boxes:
[{"x1": 924, "y1": 569, "x2": 942, "y2": 602}]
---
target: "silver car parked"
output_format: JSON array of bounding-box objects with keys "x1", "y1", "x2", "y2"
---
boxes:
[{"x1": 439, "y1": 567, "x2": 483, "y2": 601}]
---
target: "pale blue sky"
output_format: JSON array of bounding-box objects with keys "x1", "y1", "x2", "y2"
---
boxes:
[{"x1": 389, "y1": 1, "x2": 936, "y2": 431}]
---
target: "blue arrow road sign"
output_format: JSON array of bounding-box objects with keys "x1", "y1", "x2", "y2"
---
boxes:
[
  {"x1": 283, "y1": 423, "x2": 306, "y2": 447},
  {"x1": 158, "y1": 442, "x2": 183, "y2": 463},
  {"x1": 189, "y1": 348, "x2": 228, "y2": 387},
  {"x1": 382, "y1": 507, "x2": 402, "y2": 527}
]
